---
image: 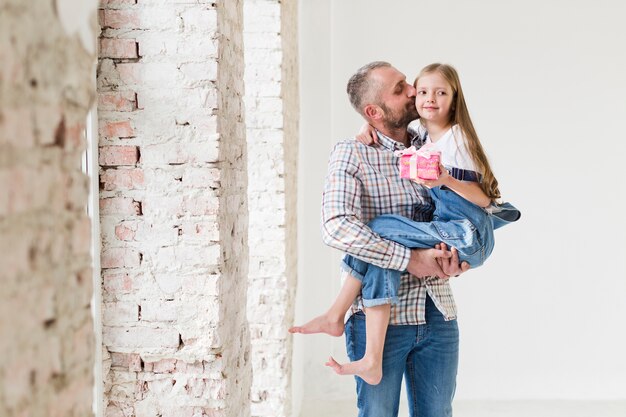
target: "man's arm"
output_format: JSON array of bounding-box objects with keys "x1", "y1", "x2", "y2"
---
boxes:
[
  {"x1": 321, "y1": 141, "x2": 412, "y2": 271},
  {"x1": 321, "y1": 141, "x2": 468, "y2": 279}
]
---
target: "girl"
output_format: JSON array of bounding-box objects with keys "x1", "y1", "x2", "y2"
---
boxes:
[{"x1": 290, "y1": 63, "x2": 520, "y2": 385}]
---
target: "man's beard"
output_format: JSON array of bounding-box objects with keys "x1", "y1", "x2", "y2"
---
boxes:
[{"x1": 380, "y1": 102, "x2": 419, "y2": 131}]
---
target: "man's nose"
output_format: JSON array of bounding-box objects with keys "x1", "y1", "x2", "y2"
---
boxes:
[{"x1": 406, "y1": 84, "x2": 416, "y2": 97}]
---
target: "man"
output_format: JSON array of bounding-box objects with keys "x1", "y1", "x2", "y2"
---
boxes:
[{"x1": 321, "y1": 61, "x2": 468, "y2": 417}]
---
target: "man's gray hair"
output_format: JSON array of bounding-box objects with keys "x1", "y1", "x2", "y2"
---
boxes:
[{"x1": 346, "y1": 61, "x2": 391, "y2": 115}]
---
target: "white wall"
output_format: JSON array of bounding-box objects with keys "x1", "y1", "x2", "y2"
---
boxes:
[
  {"x1": 297, "y1": 0, "x2": 626, "y2": 406},
  {"x1": 295, "y1": 0, "x2": 353, "y2": 408}
]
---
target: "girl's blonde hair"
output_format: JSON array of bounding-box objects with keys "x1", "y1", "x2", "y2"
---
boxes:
[{"x1": 415, "y1": 63, "x2": 501, "y2": 201}]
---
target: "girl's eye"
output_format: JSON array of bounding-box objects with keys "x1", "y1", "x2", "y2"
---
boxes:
[
  {"x1": 417, "y1": 91, "x2": 426, "y2": 95},
  {"x1": 437, "y1": 91, "x2": 446, "y2": 96}
]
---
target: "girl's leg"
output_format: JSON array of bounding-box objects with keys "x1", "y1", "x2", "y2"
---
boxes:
[
  {"x1": 291, "y1": 255, "x2": 401, "y2": 385},
  {"x1": 369, "y1": 214, "x2": 486, "y2": 267},
  {"x1": 288, "y1": 273, "x2": 362, "y2": 337},
  {"x1": 289, "y1": 253, "x2": 386, "y2": 336},
  {"x1": 326, "y1": 303, "x2": 390, "y2": 386},
  {"x1": 326, "y1": 259, "x2": 400, "y2": 385}
]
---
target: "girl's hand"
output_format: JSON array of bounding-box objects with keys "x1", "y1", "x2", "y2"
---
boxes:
[
  {"x1": 413, "y1": 163, "x2": 450, "y2": 188},
  {"x1": 355, "y1": 123, "x2": 379, "y2": 146}
]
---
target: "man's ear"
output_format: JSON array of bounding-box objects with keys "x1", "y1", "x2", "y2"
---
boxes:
[{"x1": 363, "y1": 104, "x2": 382, "y2": 121}]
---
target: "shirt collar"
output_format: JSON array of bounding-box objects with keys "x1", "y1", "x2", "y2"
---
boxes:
[{"x1": 376, "y1": 129, "x2": 423, "y2": 152}]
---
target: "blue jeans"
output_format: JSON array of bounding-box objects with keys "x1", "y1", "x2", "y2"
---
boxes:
[
  {"x1": 346, "y1": 295, "x2": 459, "y2": 417},
  {"x1": 343, "y1": 186, "x2": 520, "y2": 307}
]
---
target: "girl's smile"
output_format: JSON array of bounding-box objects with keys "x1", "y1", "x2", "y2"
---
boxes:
[{"x1": 415, "y1": 72, "x2": 454, "y2": 125}]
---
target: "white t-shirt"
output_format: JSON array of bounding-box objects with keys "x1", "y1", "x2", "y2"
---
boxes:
[{"x1": 408, "y1": 120, "x2": 478, "y2": 173}]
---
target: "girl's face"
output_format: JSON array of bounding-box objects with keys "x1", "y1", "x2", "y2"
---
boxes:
[{"x1": 415, "y1": 72, "x2": 454, "y2": 126}]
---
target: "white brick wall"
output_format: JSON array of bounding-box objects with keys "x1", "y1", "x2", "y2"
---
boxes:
[
  {"x1": 0, "y1": 0, "x2": 97, "y2": 416},
  {"x1": 98, "y1": 0, "x2": 251, "y2": 416},
  {"x1": 244, "y1": 1, "x2": 299, "y2": 416},
  {"x1": 2, "y1": 0, "x2": 299, "y2": 414}
]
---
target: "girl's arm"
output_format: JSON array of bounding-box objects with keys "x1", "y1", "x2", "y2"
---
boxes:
[
  {"x1": 355, "y1": 122, "x2": 378, "y2": 145},
  {"x1": 443, "y1": 177, "x2": 492, "y2": 208},
  {"x1": 416, "y1": 165, "x2": 492, "y2": 208}
]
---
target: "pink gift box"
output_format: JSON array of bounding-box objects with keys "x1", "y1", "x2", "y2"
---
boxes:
[
  {"x1": 395, "y1": 145, "x2": 440, "y2": 181},
  {"x1": 399, "y1": 152, "x2": 417, "y2": 180},
  {"x1": 417, "y1": 151, "x2": 440, "y2": 180}
]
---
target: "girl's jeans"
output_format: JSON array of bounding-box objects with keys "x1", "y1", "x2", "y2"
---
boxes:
[{"x1": 342, "y1": 186, "x2": 519, "y2": 307}]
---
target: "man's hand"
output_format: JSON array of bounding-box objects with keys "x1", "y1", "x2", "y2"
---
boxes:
[
  {"x1": 406, "y1": 247, "x2": 451, "y2": 279},
  {"x1": 435, "y1": 243, "x2": 470, "y2": 277},
  {"x1": 406, "y1": 244, "x2": 470, "y2": 279}
]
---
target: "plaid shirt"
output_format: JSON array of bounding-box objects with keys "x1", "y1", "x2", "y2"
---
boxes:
[{"x1": 321, "y1": 131, "x2": 457, "y2": 325}]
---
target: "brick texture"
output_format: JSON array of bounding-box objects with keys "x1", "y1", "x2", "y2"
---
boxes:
[
  {"x1": 97, "y1": 0, "x2": 251, "y2": 416},
  {"x1": 244, "y1": 1, "x2": 299, "y2": 416},
  {"x1": 0, "y1": 0, "x2": 97, "y2": 416}
]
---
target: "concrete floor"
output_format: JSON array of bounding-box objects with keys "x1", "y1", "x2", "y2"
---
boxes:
[{"x1": 300, "y1": 399, "x2": 626, "y2": 417}]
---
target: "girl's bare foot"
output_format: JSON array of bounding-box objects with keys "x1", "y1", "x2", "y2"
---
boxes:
[
  {"x1": 325, "y1": 356, "x2": 383, "y2": 385},
  {"x1": 289, "y1": 314, "x2": 344, "y2": 337}
]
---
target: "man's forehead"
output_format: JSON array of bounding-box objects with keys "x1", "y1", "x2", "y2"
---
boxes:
[{"x1": 372, "y1": 66, "x2": 406, "y2": 86}]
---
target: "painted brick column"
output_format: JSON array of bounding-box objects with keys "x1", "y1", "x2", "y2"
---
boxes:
[
  {"x1": 0, "y1": 1, "x2": 97, "y2": 416},
  {"x1": 244, "y1": 1, "x2": 299, "y2": 416},
  {"x1": 97, "y1": 0, "x2": 251, "y2": 416}
]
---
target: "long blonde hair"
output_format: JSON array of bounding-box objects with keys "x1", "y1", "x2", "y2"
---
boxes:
[{"x1": 415, "y1": 63, "x2": 501, "y2": 201}]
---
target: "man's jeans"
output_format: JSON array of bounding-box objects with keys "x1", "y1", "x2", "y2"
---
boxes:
[
  {"x1": 342, "y1": 186, "x2": 520, "y2": 307},
  {"x1": 345, "y1": 295, "x2": 459, "y2": 417}
]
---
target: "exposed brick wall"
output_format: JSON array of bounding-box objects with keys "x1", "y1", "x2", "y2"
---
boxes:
[
  {"x1": 280, "y1": 0, "x2": 300, "y2": 364},
  {"x1": 215, "y1": 0, "x2": 252, "y2": 415},
  {"x1": 97, "y1": 0, "x2": 251, "y2": 415},
  {"x1": 0, "y1": 0, "x2": 97, "y2": 416},
  {"x1": 244, "y1": 0, "x2": 299, "y2": 416}
]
